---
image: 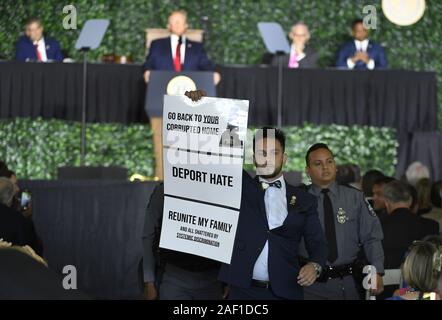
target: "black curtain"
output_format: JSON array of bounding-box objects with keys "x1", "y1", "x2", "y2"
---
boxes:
[
  {"x1": 20, "y1": 180, "x2": 158, "y2": 299},
  {"x1": 217, "y1": 67, "x2": 439, "y2": 132},
  {"x1": 0, "y1": 62, "x2": 438, "y2": 133},
  {"x1": 396, "y1": 131, "x2": 442, "y2": 181}
]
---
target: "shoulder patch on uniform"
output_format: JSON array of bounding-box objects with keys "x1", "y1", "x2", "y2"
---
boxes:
[
  {"x1": 364, "y1": 198, "x2": 377, "y2": 217},
  {"x1": 338, "y1": 183, "x2": 361, "y2": 192}
]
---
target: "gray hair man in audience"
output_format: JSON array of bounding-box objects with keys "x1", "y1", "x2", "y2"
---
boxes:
[{"x1": 381, "y1": 181, "x2": 438, "y2": 270}]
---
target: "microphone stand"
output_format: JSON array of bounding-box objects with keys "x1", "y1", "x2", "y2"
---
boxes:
[{"x1": 79, "y1": 47, "x2": 90, "y2": 166}]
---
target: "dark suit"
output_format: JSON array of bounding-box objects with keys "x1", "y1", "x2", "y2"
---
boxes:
[
  {"x1": 335, "y1": 40, "x2": 387, "y2": 70},
  {"x1": 219, "y1": 172, "x2": 327, "y2": 300},
  {"x1": 271, "y1": 46, "x2": 319, "y2": 69},
  {"x1": 380, "y1": 207, "x2": 438, "y2": 269},
  {"x1": 0, "y1": 203, "x2": 42, "y2": 255},
  {"x1": 0, "y1": 249, "x2": 88, "y2": 299},
  {"x1": 15, "y1": 35, "x2": 63, "y2": 62},
  {"x1": 143, "y1": 37, "x2": 214, "y2": 71},
  {"x1": 419, "y1": 216, "x2": 439, "y2": 238},
  {"x1": 142, "y1": 183, "x2": 223, "y2": 300}
]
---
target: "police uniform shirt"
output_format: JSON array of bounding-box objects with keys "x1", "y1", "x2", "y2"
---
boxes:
[{"x1": 306, "y1": 182, "x2": 384, "y2": 273}]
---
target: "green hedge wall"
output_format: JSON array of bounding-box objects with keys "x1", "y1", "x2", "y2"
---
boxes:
[
  {"x1": 0, "y1": 118, "x2": 154, "y2": 179},
  {"x1": 0, "y1": 118, "x2": 396, "y2": 180},
  {"x1": 1, "y1": 0, "x2": 441, "y2": 127}
]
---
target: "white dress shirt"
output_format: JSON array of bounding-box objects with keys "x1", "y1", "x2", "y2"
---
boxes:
[
  {"x1": 252, "y1": 175, "x2": 288, "y2": 281},
  {"x1": 33, "y1": 37, "x2": 48, "y2": 62},
  {"x1": 346, "y1": 39, "x2": 375, "y2": 70},
  {"x1": 170, "y1": 34, "x2": 186, "y2": 65},
  {"x1": 289, "y1": 44, "x2": 306, "y2": 62}
]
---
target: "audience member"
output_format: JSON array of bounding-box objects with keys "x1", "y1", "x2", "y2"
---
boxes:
[
  {"x1": 271, "y1": 22, "x2": 318, "y2": 68},
  {"x1": 0, "y1": 178, "x2": 42, "y2": 255},
  {"x1": 336, "y1": 164, "x2": 362, "y2": 189},
  {"x1": 335, "y1": 19, "x2": 387, "y2": 70},
  {"x1": 0, "y1": 247, "x2": 88, "y2": 299},
  {"x1": 389, "y1": 240, "x2": 441, "y2": 300},
  {"x1": 421, "y1": 180, "x2": 442, "y2": 233},
  {"x1": 361, "y1": 169, "x2": 384, "y2": 199},
  {"x1": 405, "y1": 161, "x2": 430, "y2": 187},
  {"x1": 381, "y1": 181, "x2": 437, "y2": 270},
  {"x1": 372, "y1": 176, "x2": 395, "y2": 215},
  {"x1": 416, "y1": 178, "x2": 433, "y2": 216}
]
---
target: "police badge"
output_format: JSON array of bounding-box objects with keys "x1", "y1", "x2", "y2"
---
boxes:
[{"x1": 337, "y1": 207, "x2": 348, "y2": 224}]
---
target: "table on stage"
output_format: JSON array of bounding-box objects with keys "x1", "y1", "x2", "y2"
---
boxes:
[{"x1": 0, "y1": 61, "x2": 438, "y2": 133}]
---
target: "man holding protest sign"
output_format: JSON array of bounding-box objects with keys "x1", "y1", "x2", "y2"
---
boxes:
[
  {"x1": 143, "y1": 89, "x2": 244, "y2": 300},
  {"x1": 142, "y1": 182, "x2": 224, "y2": 300},
  {"x1": 218, "y1": 127, "x2": 328, "y2": 300}
]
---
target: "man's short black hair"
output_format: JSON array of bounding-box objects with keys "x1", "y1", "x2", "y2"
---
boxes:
[
  {"x1": 373, "y1": 176, "x2": 396, "y2": 186},
  {"x1": 351, "y1": 18, "x2": 364, "y2": 30},
  {"x1": 253, "y1": 126, "x2": 286, "y2": 153},
  {"x1": 305, "y1": 143, "x2": 334, "y2": 166},
  {"x1": 362, "y1": 169, "x2": 385, "y2": 197}
]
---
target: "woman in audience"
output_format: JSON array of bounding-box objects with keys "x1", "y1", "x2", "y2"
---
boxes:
[
  {"x1": 422, "y1": 180, "x2": 442, "y2": 233},
  {"x1": 416, "y1": 178, "x2": 433, "y2": 216},
  {"x1": 390, "y1": 239, "x2": 441, "y2": 300}
]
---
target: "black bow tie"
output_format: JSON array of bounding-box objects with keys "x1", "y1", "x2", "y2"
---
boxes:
[{"x1": 261, "y1": 180, "x2": 282, "y2": 190}]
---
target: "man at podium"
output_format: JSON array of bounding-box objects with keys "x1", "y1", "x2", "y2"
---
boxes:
[
  {"x1": 143, "y1": 10, "x2": 219, "y2": 179},
  {"x1": 143, "y1": 10, "x2": 216, "y2": 82}
]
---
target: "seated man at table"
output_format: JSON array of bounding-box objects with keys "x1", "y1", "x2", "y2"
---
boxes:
[
  {"x1": 15, "y1": 17, "x2": 63, "y2": 62},
  {"x1": 335, "y1": 19, "x2": 387, "y2": 70},
  {"x1": 271, "y1": 22, "x2": 318, "y2": 69}
]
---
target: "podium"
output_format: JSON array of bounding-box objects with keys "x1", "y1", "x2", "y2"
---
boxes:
[
  {"x1": 145, "y1": 71, "x2": 216, "y2": 179},
  {"x1": 145, "y1": 71, "x2": 215, "y2": 118}
]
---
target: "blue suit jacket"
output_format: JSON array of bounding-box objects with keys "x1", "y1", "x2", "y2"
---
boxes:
[
  {"x1": 219, "y1": 172, "x2": 327, "y2": 300},
  {"x1": 15, "y1": 35, "x2": 63, "y2": 62},
  {"x1": 335, "y1": 40, "x2": 387, "y2": 70},
  {"x1": 143, "y1": 37, "x2": 214, "y2": 71}
]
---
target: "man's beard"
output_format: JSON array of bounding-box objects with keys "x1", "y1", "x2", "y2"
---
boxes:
[{"x1": 256, "y1": 162, "x2": 284, "y2": 180}]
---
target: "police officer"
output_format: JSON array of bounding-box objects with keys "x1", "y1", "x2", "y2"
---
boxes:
[{"x1": 300, "y1": 143, "x2": 384, "y2": 300}]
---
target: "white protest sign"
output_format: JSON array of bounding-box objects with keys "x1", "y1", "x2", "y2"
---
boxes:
[{"x1": 160, "y1": 95, "x2": 249, "y2": 264}]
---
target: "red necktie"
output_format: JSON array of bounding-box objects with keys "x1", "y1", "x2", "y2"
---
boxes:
[
  {"x1": 174, "y1": 37, "x2": 182, "y2": 72},
  {"x1": 34, "y1": 44, "x2": 43, "y2": 61}
]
